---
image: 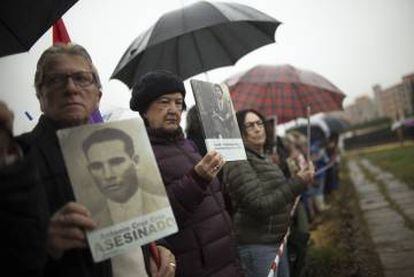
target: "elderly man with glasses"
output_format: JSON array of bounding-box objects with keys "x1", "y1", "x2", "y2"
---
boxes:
[{"x1": 0, "y1": 43, "x2": 174, "y2": 277}]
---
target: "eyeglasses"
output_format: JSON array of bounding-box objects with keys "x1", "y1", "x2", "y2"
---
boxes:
[
  {"x1": 245, "y1": 120, "x2": 264, "y2": 131},
  {"x1": 42, "y1": 71, "x2": 96, "y2": 89}
]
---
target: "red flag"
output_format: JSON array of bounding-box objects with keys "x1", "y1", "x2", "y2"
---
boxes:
[{"x1": 53, "y1": 19, "x2": 71, "y2": 44}]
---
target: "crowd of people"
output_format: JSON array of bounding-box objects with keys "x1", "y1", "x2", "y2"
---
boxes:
[{"x1": 0, "y1": 43, "x2": 340, "y2": 277}]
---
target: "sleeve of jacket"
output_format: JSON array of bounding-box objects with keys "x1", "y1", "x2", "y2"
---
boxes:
[
  {"x1": 0, "y1": 154, "x2": 48, "y2": 277},
  {"x1": 223, "y1": 159, "x2": 306, "y2": 218},
  {"x1": 164, "y1": 167, "x2": 211, "y2": 224},
  {"x1": 142, "y1": 244, "x2": 151, "y2": 275}
]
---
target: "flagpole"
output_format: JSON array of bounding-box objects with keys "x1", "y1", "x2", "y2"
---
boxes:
[
  {"x1": 204, "y1": 72, "x2": 210, "y2": 82},
  {"x1": 273, "y1": 115, "x2": 278, "y2": 155}
]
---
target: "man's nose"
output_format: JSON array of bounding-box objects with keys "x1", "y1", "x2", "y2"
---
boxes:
[
  {"x1": 64, "y1": 77, "x2": 80, "y2": 93},
  {"x1": 102, "y1": 163, "x2": 115, "y2": 179}
]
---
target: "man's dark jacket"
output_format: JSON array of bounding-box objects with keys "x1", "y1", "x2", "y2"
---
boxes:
[
  {"x1": 0, "y1": 151, "x2": 48, "y2": 277},
  {"x1": 15, "y1": 115, "x2": 151, "y2": 277}
]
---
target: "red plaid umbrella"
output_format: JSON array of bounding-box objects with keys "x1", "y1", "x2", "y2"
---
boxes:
[{"x1": 226, "y1": 64, "x2": 345, "y2": 123}]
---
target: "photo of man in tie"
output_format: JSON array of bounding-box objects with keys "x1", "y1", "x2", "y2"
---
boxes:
[{"x1": 82, "y1": 127, "x2": 169, "y2": 227}]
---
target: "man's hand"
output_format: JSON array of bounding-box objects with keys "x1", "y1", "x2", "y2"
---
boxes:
[
  {"x1": 0, "y1": 102, "x2": 19, "y2": 167},
  {"x1": 0, "y1": 101, "x2": 14, "y2": 133},
  {"x1": 47, "y1": 202, "x2": 97, "y2": 259},
  {"x1": 269, "y1": 153, "x2": 280, "y2": 165},
  {"x1": 194, "y1": 150, "x2": 225, "y2": 181},
  {"x1": 0, "y1": 102, "x2": 14, "y2": 150},
  {"x1": 149, "y1": 245, "x2": 176, "y2": 277}
]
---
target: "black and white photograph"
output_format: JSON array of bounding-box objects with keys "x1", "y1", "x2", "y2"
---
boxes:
[
  {"x1": 57, "y1": 118, "x2": 178, "y2": 262},
  {"x1": 190, "y1": 79, "x2": 246, "y2": 161}
]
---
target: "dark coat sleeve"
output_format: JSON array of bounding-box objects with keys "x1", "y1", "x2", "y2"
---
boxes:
[
  {"x1": 164, "y1": 167, "x2": 210, "y2": 223},
  {"x1": 0, "y1": 155, "x2": 48, "y2": 277}
]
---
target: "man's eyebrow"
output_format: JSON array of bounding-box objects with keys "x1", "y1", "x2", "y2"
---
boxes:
[
  {"x1": 88, "y1": 161, "x2": 103, "y2": 167},
  {"x1": 109, "y1": 156, "x2": 126, "y2": 160}
]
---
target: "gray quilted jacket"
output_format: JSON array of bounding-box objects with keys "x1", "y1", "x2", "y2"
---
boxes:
[{"x1": 223, "y1": 148, "x2": 306, "y2": 245}]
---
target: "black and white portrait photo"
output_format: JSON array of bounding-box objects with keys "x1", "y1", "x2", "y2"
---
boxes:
[
  {"x1": 57, "y1": 118, "x2": 177, "y2": 262},
  {"x1": 190, "y1": 79, "x2": 246, "y2": 161}
]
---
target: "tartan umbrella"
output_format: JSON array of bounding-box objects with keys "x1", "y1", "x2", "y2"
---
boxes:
[
  {"x1": 111, "y1": 1, "x2": 280, "y2": 88},
  {"x1": 226, "y1": 64, "x2": 345, "y2": 124}
]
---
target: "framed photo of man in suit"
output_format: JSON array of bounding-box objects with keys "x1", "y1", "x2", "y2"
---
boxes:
[
  {"x1": 57, "y1": 117, "x2": 178, "y2": 262},
  {"x1": 190, "y1": 79, "x2": 246, "y2": 161}
]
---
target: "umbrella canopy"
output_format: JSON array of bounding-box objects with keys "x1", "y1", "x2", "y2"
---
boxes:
[
  {"x1": 226, "y1": 64, "x2": 346, "y2": 124},
  {"x1": 0, "y1": 0, "x2": 78, "y2": 57},
  {"x1": 323, "y1": 116, "x2": 350, "y2": 134},
  {"x1": 287, "y1": 115, "x2": 349, "y2": 144},
  {"x1": 111, "y1": 1, "x2": 281, "y2": 88},
  {"x1": 287, "y1": 124, "x2": 327, "y2": 145}
]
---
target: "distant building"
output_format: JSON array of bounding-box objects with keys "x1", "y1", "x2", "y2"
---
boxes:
[
  {"x1": 374, "y1": 73, "x2": 414, "y2": 120},
  {"x1": 402, "y1": 73, "x2": 414, "y2": 114},
  {"x1": 344, "y1": 95, "x2": 378, "y2": 125}
]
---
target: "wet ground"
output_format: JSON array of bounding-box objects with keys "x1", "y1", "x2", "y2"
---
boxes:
[{"x1": 348, "y1": 159, "x2": 414, "y2": 277}]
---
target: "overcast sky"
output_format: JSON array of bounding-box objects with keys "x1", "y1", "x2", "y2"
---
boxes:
[{"x1": 1, "y1": 0, "x2": 414, "y2": 134}]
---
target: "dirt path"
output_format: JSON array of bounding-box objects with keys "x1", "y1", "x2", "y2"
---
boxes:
[{"x1": 348, "y1": 159, "x2": 414, "y2": 277}]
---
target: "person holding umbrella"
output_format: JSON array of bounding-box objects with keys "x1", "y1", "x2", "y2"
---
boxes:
[
  {"x1": 223, "y1": 109, "x2": 314, "y2": 277},
  {"x1": 130, "y1": 70, "x2": 244, "y2": 277}
]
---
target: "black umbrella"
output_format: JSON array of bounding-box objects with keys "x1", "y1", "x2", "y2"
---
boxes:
[
  {"x1": 111, "y1": 1, "x2": 281, "y2": 88},
  {"x1": 323, "y1": 116, "x2": 349, "y2": 134},
  {"x1": 0, "y1": 0, "x2": 78, "y2": 57}
]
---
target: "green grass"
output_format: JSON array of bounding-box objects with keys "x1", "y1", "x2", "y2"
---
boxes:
[
  {"x1": 307, "y1": 245, "x2": 352, "y2": 276},
  {"x1": 359, "y1": 144, "x2": 414, "y2": 188},
  {"x1": 357, "y1": 161, "x2": 414, "y2": 231},
  {"x1": 306, "y1": 159, "x2": 384, "y2": 277}
]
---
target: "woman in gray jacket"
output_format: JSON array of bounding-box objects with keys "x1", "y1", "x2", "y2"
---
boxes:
[{"x1": 223, "y1": 109, "x2": 314, "y2": 277}]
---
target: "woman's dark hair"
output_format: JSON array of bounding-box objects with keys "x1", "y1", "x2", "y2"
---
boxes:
[
  {"x1": 83, "y1": 127, "x2": 134, "y2": 158},
  {"x1": 185, "y1": 105, "x2": 207, "y2": 155},
  {"x1": 275, "y1": 136, "x2": 291, "y2": 178},
  {"x1": 236, "y1": 109, "x2": 267, "y2": 138}
]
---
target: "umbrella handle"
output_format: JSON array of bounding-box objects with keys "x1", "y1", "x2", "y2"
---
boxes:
[{"x1": 306, "y1": 106, "x2": 311, "y2": 161}]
